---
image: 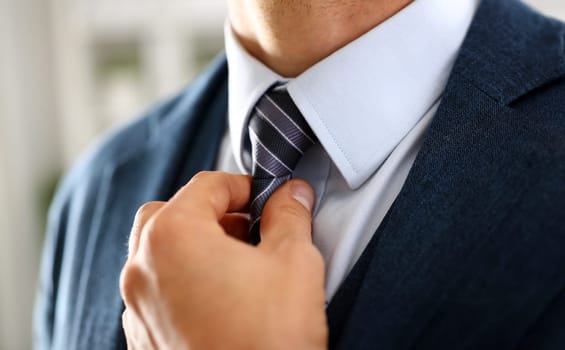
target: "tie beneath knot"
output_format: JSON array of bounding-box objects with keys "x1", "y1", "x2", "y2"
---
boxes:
[{"x1": 248, "y1": 86, "x2": 317, "y2": 244}]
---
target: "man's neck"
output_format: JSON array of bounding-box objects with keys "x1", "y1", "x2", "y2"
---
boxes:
[{"x1": 227, "y1": 0, "x2": 413, "y2": 77}]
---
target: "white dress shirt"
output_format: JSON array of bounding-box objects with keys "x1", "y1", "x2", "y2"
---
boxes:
[{"x1": 216, "y1": 0, "x2": 479, "y2": 301}]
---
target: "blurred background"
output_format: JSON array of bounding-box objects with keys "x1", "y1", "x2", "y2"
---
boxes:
[{"x1": 0, "y1": 0, "x2": 564, "y2": 348}]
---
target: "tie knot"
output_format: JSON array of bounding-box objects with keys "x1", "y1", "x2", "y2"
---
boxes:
[{"x1": 248, "y1": 87, "x2": 317, "y2": 179}]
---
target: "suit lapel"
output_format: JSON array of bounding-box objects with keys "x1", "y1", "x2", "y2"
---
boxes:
[
  {"x1": 71, "y1": 58, "x2": 228, "y2": 349},
  {"x1": 328, "y1": 0, "x2": 565, "y2": 348}
]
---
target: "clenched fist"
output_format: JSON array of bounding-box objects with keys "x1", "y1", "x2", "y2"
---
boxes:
[{"x1": 119, "y1": 171, "x2": 328, "y2": 350}]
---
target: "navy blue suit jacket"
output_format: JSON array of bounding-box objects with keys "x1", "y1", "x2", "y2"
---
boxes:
[{"x1": 35, "y1": 1, "x2": 565, "y2": 349}]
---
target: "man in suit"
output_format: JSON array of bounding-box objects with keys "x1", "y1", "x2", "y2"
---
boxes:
[{"x1": 35, "y1": 0, "x2": 565, "y2": 349}]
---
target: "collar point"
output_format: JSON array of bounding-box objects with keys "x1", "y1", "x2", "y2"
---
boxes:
[{"x1": 340, "y1": 166, "x2": 370, "y2": 191}]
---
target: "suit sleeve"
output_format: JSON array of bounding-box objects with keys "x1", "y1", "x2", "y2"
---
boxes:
[{"x1": 33, "y1": 184, "x2": 72, "y2": 350}]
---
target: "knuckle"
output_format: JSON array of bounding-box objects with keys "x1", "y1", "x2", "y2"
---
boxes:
[
  {"x1": 119, "y1": 263, "x2": 143, "y2": 303},
  {"x1": 143, "y1": 210, "x2": 199, "y2": 255},
  {"x1": 192, "y1": 170, "x2": 213, "y2": 180},
  {"x1": 189, "y1": 170, "x2": 218, "y2": 185},
  {"x1": 142, "y1": 214, "x2": 173, "y2": 254},
  {"x1": 130, "y1": 202, "x2": 165, "y2": 251},
  {"x1": 187, "y1": 171, "x2": 230, "y2": 203},
  {"x1": 144, "y1": 207, "x2": 184, "y2": 236},
  {"x1": 135, "y1": 201, "x2": 162, "y2": 220},
  {"x1": 144, "y1": 212, "x2": 166, "y2": 233}
]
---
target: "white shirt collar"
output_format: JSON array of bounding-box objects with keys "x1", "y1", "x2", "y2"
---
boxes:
[{"x1": 226, "y1": 0, "x2": 479, "y2": 189}]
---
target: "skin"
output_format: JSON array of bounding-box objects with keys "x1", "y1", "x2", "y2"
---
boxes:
[
  {"x1": 121, "y1": 1, "x2": 414, "y2": 348},
  {"x1": 227, "y1": 0, "x2": 413, "y2": 77},
  {"x1": 121, "y1": 173, "x2": 326, "y2": 349}
]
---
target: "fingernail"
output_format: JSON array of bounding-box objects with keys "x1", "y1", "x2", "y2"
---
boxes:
[{"x1": 291, "y1": 181, "x2": 314, "y2": 213}]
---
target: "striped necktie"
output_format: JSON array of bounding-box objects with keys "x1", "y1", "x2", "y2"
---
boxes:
[{"x1": 248, "y1": 86, "x2": 317, "y2": 244}]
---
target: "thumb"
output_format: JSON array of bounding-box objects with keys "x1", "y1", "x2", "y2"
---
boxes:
[{"x1": 259, "y1": 179, "x2": 315, "y2": 248}]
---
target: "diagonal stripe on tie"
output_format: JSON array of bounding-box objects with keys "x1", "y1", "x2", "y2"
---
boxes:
[
  {"x1": 248, "y1": 85, "x2": 317, "y2": 244},
  {"x1": 249, "y1": 128, "x2": 293, "y2": 176},
  {"x1": 254, "y1": 105, "x2": 314, "y2": 152},
  {"x1": 265, "y1": 91, "x2": 316, "y2": 143}
]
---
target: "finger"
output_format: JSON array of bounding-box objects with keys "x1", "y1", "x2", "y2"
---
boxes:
[
  {"x1": 128, "y1": 201, "x2": 166, "y2": 259},
  {"x1": 168, "y1": 172, "x2": 252, "y2": 221},
  {"x1": 259, "y1": 179, "x2": 315, "y2": 247},
  {"x1": 122, "y1": 308, "x2": 157, "y2": 349},
  {"x1": 122, "y1": 309, "x2": 137, "y2": 349},
  {"x1": 219, "y1": 213, "x2": 250, "y2": 241}
]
